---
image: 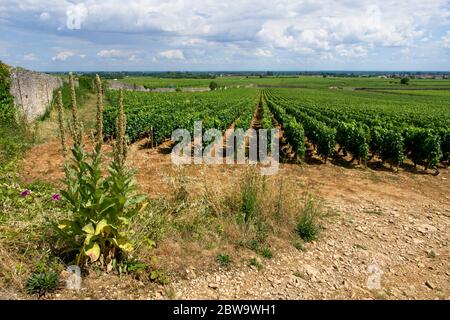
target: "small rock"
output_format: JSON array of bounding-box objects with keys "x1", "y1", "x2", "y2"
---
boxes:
[
  {"x1": 355, "y1": 226, "x2": 365, "y2": 233},
  {"x1": 208, "y1": 283, "x2": 218, "y2": 289},
  {"x1": 417, "y1": 224, "x2": 437, "y2": 234},
  {"x1": 425, "y1": 281, "x2": 435, "y2": 290}
]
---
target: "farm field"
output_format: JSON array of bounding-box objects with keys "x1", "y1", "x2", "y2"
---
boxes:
[
  {"x1": 1, "y1": 71, "x2": 449, "y2": 301},
  {"x1": 102, "y1": 84, "x2": 449, "y2": 173},
  {"x1": 2, "y1": 0, "x2": 450, "y2": 308},
  {"x1": 120, "y1": 75, "x2": 450, "y2": 90}
]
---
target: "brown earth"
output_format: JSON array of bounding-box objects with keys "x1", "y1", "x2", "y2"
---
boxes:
[{"x1": 18, "y1": 136, "x2": 450, "y2": 300}]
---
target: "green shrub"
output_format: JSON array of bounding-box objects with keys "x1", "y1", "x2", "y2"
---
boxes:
[
  {"x1": 118, "y1": 259, "x2": 148, "y2": 276},
  {"x1": 150, "y1": 269, "x2": 169, "y2": 285},
  {"x1": 0, "y1": 61, "x2": 31, "y2": 164},
  {"x1": 259, "y1": 246, "x2": 273, "y2": 259},
  {"x1": 400, "y1": 77, "x2": 410, "y2": 85},
  {"x1": 248, "y1": 257, "x2": 263, "y2": 270},
  {"x1": 216, "y1": 253, "x2": 231, "y2": 266},
  {"x1": 209, "y1": 81, "x2": 218, "y2": 91},
  {"x1": 296, "y1": 194, "x2": 321, "y2": 242},
  {"x1": 26, "y1": 271, "x2": 59, "y2": 297}
]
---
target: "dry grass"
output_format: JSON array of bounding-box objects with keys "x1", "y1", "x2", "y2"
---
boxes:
[
  {"x1": 135, "y1": 164, "x2": 318, "y2": 277},
  {"x1": 0, "y1": 90, "x2": 327, "y2": 298}
]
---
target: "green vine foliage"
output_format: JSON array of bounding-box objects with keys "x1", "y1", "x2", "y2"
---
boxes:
[
  {"x1": 404, "y1": 128, "x2": 441, "y2": 169},
  {"x1": 265, "y1": 95, "x2": 305, "y2": 159}
]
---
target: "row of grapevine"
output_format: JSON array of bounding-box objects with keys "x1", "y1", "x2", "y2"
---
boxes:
[
  {"x1": 265, "y1": 93, "x2": 335, "y2": 161},
  {"x1": 264, "y1": 89, "x2": 447, "y2": 170},
  {"x1": 104, "y1": 89, "x2": 257, "y2": 144},
  {"x1": 262, "y1": 91, "x2": 305, "y2": 158}
]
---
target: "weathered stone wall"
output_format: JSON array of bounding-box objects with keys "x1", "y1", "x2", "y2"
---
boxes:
[
  {"x1": 109, "y1": 80, "x2": 210, "y2": 92},
  {"x1": 9, "y1": 68, "x2": 63, "y2": 121}
]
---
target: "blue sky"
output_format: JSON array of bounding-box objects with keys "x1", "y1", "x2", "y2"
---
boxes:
[{"x1": 1, "y1": 0, "x2": 450, "y2": 71}]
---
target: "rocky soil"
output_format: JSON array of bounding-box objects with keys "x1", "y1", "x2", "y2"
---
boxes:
[{"x1": 19, "y1": 139, "x2": 450, "y2": 300}]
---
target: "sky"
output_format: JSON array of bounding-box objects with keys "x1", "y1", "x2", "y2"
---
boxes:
[{"x1": 0, "y1": 0, "x2": 450, "y2": 71}]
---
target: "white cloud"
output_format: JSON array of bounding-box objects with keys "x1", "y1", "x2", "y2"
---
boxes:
[
  {"x1": 97, "y1": 49, "x2": 141, "y2": 61},
  {"x1": 128, "y1": 55, "x2": 139, "y2": 61},
  {"x1": 256, "y1": 1, "x2": 449, "y2": 58},
  {"x1": 39, "y1": 12, "x2": 50, "y2": 21},
  {"x1": 400, "y1": 47, "x2": 411, "y2": 54},
  {"x1": 442, "y1": 31, "x2": 450, "y2": 48},
  {"x1": 255, "y1": 48, "x2": 273, "y2": 57},
  {"x1": 158, "y1": 49, "x2": 185, "y2": 60},
  {"x1": 336, "y1": 45, "x2": 368, "y2": 58},
  {"x1": 97, "y1": 49, "x2": 129, "y2": 58},
  {"x1": 52, "y1": 50, "x2": 74, "y2": 61},
  {"x1": 79, "y1": 54, "x2": 86, "y2": 59},
  {"x1": 66, "y1": 3, "x2": 88, "y2": 30},
  {"x1": 23, "y1": 53, "x2": 38, "y2": 61},
  {"x1": 1, "y1": 0, "x2": 449, "y2": 68},
  {"x1": 180, "y1": 38, "x2": 210, "y2": 46}
]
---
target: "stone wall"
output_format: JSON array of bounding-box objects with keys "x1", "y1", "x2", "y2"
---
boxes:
[
  {"x1": 9, "y1": 68, "x2": 63, "y2": 121},
  {"x1": 109, "y1": 80, "x2": 210, "y2": 93}
]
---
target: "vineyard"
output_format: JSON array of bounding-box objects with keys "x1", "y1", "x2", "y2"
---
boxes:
[
  {"x1": 2, "y1": 72, "x2": 449, "y2": 301},
  {"x1": 263, "y1": 89, "x2": 449, "y2": 170},
  {"x1": 102, "y1": 85, "x2": 449, "y2": 173},
  {"x1": 121, "y1": 75, "x2": 450, "y2": 90},
  {"x1": 103, "y1": 89, "x2": 258, "y2": 144}
]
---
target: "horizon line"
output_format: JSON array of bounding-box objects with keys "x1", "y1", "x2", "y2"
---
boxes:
[{"x1": 39, "y1": 69, "x2": 450, "y2": 74}]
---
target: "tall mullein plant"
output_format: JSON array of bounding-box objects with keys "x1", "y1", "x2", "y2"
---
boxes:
[
  {"x1": 114, "y1": 89, "x2": 127, "y2": 166},
  {"x1": 95, "y1": 74, "x2": 103, "y2": 151},
  {"x1": 56, "y1": 90, "x2": 67, "y2": 157},
  {"x1": 57, "y1": 76, "x2": 144, "y2": 268},
  {"x1": 68, "y1": 72, "x2": 82, "y2": 147}
]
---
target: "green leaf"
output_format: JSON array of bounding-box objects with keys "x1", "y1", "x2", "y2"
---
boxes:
[
  {"x1": 82, "y1": 222, "x2": 95, "y2": 235},
  {"x1": 84, "y1": 242, "x2": 100, "y2": 262},
  {"x1": 116, "y1": 236, "x2": 133, "y2": 252},
  {"x1": 84, "y1": 233, "x2": 96, "y2": 245},
  {"x1": 94, "y1": 219, "x2": 112, "y2": 235}
]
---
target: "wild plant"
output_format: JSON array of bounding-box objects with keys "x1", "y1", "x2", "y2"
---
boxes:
[
  {"x1": 56, "y1": 76, "x2": 145, "y2": 269},
  {"x1": 296, "y1": 194, "x2": 321, "y2": 242}
]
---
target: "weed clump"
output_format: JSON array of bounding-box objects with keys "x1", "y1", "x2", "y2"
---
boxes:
[
  {"x1": 216, "y1": 253, "x2": 231, "y2": 267},
  {"x1": 296, "y1": 194, "x2": 321, "y2": 242},
  {"x1": 249, "y1": 257, "x2": 263, "y2": 270},
  {"x1": 26, "y1": 271, "x2": 59, "y2": 298}
]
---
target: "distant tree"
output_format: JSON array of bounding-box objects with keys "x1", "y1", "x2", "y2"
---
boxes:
[
  {"x1": 400, "y1": 78, "x2": 410, "y2": 85},
  {"x1": 209, "y1": 81, "x2": 218, "y2": 91}
]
